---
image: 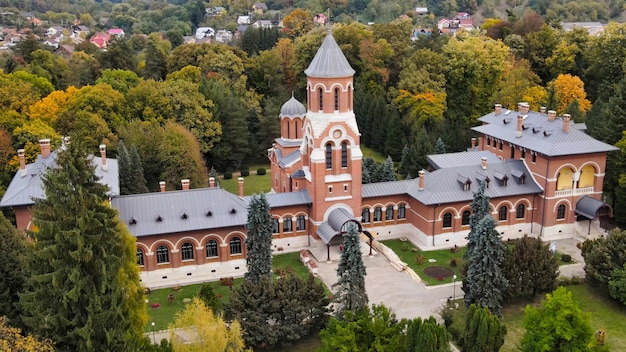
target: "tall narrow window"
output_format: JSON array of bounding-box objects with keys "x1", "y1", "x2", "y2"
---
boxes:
[
  {"x1": 397, "y1": 205, "x2": 406, "y2": 219},
  {"x1": 374, "y1": 207, "x2": 382, "y2": 222},
  {"x1": 532, "y1": 152, "x2": 537, "y2": 163},
  {"x1": 557, "y1": 204, "x2": 566, "y2": 219},
  {"x1": 362, "y1": 208, "x2": 370, "y2": 223},
  {"x1": 206, "y1": 240, "x2": 218, "y2": 257},
  {"x1": 341, "y1": 142, "x2": 348, "y2": 168},
  {"x1": 296, "y1": 215, "x2": 306, "y2": 231},
  {"x1": 156, "y1": 245, "x2": 169, "y2": 263},
  {"x1": 271, "y1": 218, "x2": 279, "y2": 234},
  {"x1": 181, "y1": 242, "x2": 194, "y2": 260},
  {"x1": 462, "y1": 210, "x2": 471, "y2": 225},
  {"x1": 325, "y1": 143, "x2": 332, "y2": 169},
  {"x1": 386, "y1": 207, "x2": 394, "y2": 220},
  {"x1": 498, "y1": 206, "x2": 508, "y2": 221},
  {"x1": 510, "y1": 145, "x2": 515, "y2": 158},
  {"x1": 516, "y1": 204, "x2": 525, "y2": 219},
  {"x1": 295, "y1": 120, "x2": 299, "y2": 138},
  {"x1": 318, "y1": 88, "x2": 323, "y2": 111},
  {"x1": 136, "y1": 248, "x2": 144, "y2": 266},
  {"x1": 443, "y1": 212, "x2": 452, "y2": 228},
  {"x1": 334, "y1": 88, "x2": 339, "y2": 110},
  {"x1": 230, "y1": 237, "x2": 242, "y2": 255},
  {"x1": 521, "y1": 148, "x2": 526, "y2": 158},
  {"x1": 499, "y1": 140, "x2": 503, "y2": 150},
  {"x1": 283, "y1": 216, "x2": 293, "y2": 232}
]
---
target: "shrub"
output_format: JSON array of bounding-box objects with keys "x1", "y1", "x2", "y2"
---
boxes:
[
  {"x1": 450, "y1": 258, "x2": 458, "y2": 267},
  {"x1": 257, "y1": 167, "x2": 266, "y2": 175},
  {"x1": 402, "y1": 243, "x2": 410, "y2": 251},
  {"x1": 557, "y1": 276, "x2": 584, "y2": 286},
  {"x1": 561, "y1": 254, "x2": 572, "y2": 262},
  {"x1": 224, "y1": 171, "x2": 233, "y2": 179},
  {"x1": 416, "y1": 254, "x2": 425, "y2": 265},
  {"x1": 241, "y1": 169, "x2": 250, "y2": 177}
]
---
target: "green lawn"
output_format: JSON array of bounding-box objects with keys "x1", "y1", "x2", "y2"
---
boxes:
[
  {"x1": 361, "y1": 145, "x2": 387, "y2": 163},
  {"x1": 381, "y1": 239, "x2": 466, "y2": 286},
  {"x1": 145, "y1": 251, "x2": 321, "y2": 332},
  {"x1": 220, "y1": 171, "x2": 272, "y2": 195}
]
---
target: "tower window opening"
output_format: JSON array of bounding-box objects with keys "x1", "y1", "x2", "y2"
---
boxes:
[
  {"x1": 334, "y1": 88, "x2": 339, "y2": 110},
  {"x1": 318, "y1": 88, "x2": 323, "y2": 111}
]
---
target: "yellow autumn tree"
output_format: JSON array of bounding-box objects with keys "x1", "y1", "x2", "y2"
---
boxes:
[
  {"x1": 549, "y1": 74, "x2": 591, "y2": 115},
  {"x1": 393, "y1": 89, "x2": 446, "y2": 130},
  {"x1": 28, "y1": 87, "x2": 78, "y2": 124},
  {"x1": 0, "y1": 316, "x2": 54, "y2": 352},
  {"x1": 169, "y1": 297, "x2": 250, "y2": 352}
]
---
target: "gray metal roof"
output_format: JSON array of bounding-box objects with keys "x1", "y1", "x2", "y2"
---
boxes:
[
  {"x1": 428, "y1": 150, "x2": 502, "y2": 170},
  {"x1": 111, "y1": 188, "x2": 248, "y2": 237},
  {"x1": 291, "y1": 169, "x2": 306, "y2": 179},
  {"x1": 316, "y1": 222, "x2": 336, "y2": 244},
  {"x1": 316, "y1": 208, "x2": 358, "y2": 244},
  {"x1": 275, "y1": 148, "x2": 301, "y2": 168},
  {"x1": 0, "y1": 151, "x2": 119, "y2": 208},
  {"x1": 473, "y1": 111, "x2": 618, "y2": 156},
  {"x1": 260, "y1": 190, "x2": 311, "y2": 208},
  {"x1": 304, "y1": 31, "x2": 355, "y2": 78},
  {"x1": 407, "y1": 158, "x2": 543, "y2": 205},
  {"x1": 362, "y1": 179, "x2": 415, "y2": 198},
  {"x1": 575, "y1": 195, "x2": 607, "y2": 219},
  {"x1": 280, "y1": 94, "x2": 306, "y2": 117},
  {"x1": 275, "y1": 138, "x2": 302, "y2": 148}
]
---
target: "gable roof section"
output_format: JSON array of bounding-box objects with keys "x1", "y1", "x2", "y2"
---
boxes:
[
  {"x1": 304, "y1": 31, "x2": 355, "y2": 78},
  {"x1": 428, "y1": 150, "x2": 502, "y2": 170},
  {"x1": 260, "y1": 190, "x2": 311, "y2": 208},
  {"x1": 0, "y1": 151, "x2": 119, "y2": 208},
  {"x1": 362, "y1": 179, "x2": 415, "y2": 198},
  {"x1": 274, "y1": 148, "x2": 301, "y2": 168},
  {"x1": 111, "y1": 188, "x2": 248, "y2": 237},
  {"x1": 473, "y1": 110, "x2": 618, "y2": 156}
]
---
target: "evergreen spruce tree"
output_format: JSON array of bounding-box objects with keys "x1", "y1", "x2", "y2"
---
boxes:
[
  {"x1": 0, "y1": 213, "x2": 26, "y2": 324},
  {"x1": 381, "y1": 156, "x2": 397, "y2": 182},
  {"x1": 19, "y1": 140, "x2": 146, "y2": 351},
  {"x1": 384, "y1": 113, "x2": 405, "y2": 160},
  {"x1": 465, "y1": 181, "x2": 490, "y2": 259},
  {"x1": 244, "y1": 193, "x2": 273, "y2": 284},
  {"x1": 333, "y1": 224, "x2": 368, "y2": 318},
  {"x1": 504, "y1": 235, "x2": 558, "y2": 299},
  {"x1": 225, "y1": 278, "x2": 274, "y2": 348},
  {"x1": 463, "y1": 216, "x2": 508, "y2": 317},
  {"x1": 128, "y1": 145, "x2": 149, "y2": 194},
  {"x1": 406, "y1": 316, "x2": 451, "y2": 352},
  {"x1": 463, "y1": 304, "x2": 506, "y2": 352},
  {"x1": 434, "y1": 137, "x2": 447, "y2": 154}
]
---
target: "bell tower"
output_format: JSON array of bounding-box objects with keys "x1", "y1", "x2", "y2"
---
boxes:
[{"x1": 301, "y1": 29, "x2": 363, "y2": 234}]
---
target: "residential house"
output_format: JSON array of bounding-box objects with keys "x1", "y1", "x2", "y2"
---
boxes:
[
  {"x1": 215, "y1": 29, "x2": 233, "y2": 43},
  {"x1": 252, "y1": 2, "x2": 268, "y2": 14},
  {"x1": 415, "y1": 7, "x2": 428, "y2": 15},
  {"x1": 252, "y1": 20, "x2": 273, "y2": 29},
  {"x1": 108, "y1": 28, "x2": 125, "y2": 38},
  {"x1": 89, "y1": 32, "x2": 111, "y2": 49},
  {"x1": 561, "y1": 22, "x2": 605, "y2": 35},
  {"x1": 237, "y1": 15, "x2": 251, "y2": 25},
  {"x1": 46, "y1": 26, "x2": 65, "y2": 37},
  {"x1": 314, "y1": 13, "x2": 327, "y2": 26},
  {"x1": 195, "y1": 26, "x2": 215, "y2": 39}
]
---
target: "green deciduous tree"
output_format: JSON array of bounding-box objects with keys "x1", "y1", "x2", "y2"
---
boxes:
[
  {"x1": 0, "y1": 213, "x2": 25, "y2": 324},
  {"x1": 463, "y1": 304, "x2": 506, "y2": 352},
  {"x1": 244, "y1": 193, "x2": 273, "y2": 284},
  {"x1": 0, "y1": 316, "x2": 54, "y2": 352},
  {"x1": 521, "y1": 287, "x2": 594, "y2": 352},
  {"x1": 582, "y1": 228, "x2": 626, "y2": 290},
  {"x1": 20, "y1": 139, "x2": 146, "y2": 351},
  {"x1": 333, "y1": 224, "x2": 368, "y2": 317},
  {"x1": 503, "y1": 235, "x2": 558, "y2": 299},
  {"x1": 463, "y1": 215, "x2": 508, "y2": 317}
]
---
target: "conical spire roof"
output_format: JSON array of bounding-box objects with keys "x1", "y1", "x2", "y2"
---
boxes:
[
  {"x1": 304, "y1": 30, "x2": 355, "y2": 78},
  {"x1": 280, "y1": 93, "x2": 306, "y2": 117}
]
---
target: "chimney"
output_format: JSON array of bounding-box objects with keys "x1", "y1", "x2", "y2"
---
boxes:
[
  {"x1": 471, "y1": 137, "x2": 476, "y2": 148},
  {"x1": 39, "y1": 139, "x2": 51, "y2": 159},
  {"x1": 181, "y1": 179, "x2": 190, "y2": 190},
  {"x1": 159, "y1": 181, "x2": 166, "y2": 192},
  {"x1": 548, "y1": 110, "x2": 557, "y2": 121},
  {"x1": 238, "y1": 177, "x2": 244, "y2": 197},
  {"x1": 481, "y1": 157, "x2": 488, "y2": 170},
  {"x1": 18, "y1": 149, "x2": 26, "y2": 177},
  {"x1": 209, "y1": 177, "x2": 215, "y2": 188},
  {"x1": 516, "y1": 115, "x2": 523, "y2": 138},
  {"x1": 518, "y1": 102, "x2": 529, "y2": 114},
  {"x1": 494, "y1": 104, "x2": 502, "y2": 115},
  {"x1": 540, "y1": 106, "x2": 547, "y2": 115},
  {"x1": 562, "y1": 114, "x2": 571, "y2": 133},
  {"x1": 418, "y1": 170, "x2": 425, "y2": 191},
  {"x1": 99, "y1": 144, "x2": 107, "y2": 171}
]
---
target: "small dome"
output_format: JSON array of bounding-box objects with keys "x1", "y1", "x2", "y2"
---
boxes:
[{"x1": 280, "y1": 94, "x2": 306, "y2": 118}]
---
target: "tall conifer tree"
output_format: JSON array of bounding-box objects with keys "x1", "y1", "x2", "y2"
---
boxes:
[
  {"x1": 20, "y1": 140, "x2": 146, "y2": 351},
  {"x1": 333, "y1": 224, "x2": 368, "y2": 318},
  {"x1": 381, "y1": 156, "x2": 397, "y2": 182},
  {"x1": 0, "y1": 213, "x2": 26, "y2": 324},
  {"x1": 465, "y1": 181, "x2": 490, "y2": 258},
  {"x1": 244, "y1": 193, "x2": 273, "y2": 283}
]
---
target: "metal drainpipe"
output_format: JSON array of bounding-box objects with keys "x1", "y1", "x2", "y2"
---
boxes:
[
  {"x1": 432, "y1": 204, "x2": 438, "y2": 247},
  {"x1": 540, "y1": 158, "x2": 550, "y2": 237}
]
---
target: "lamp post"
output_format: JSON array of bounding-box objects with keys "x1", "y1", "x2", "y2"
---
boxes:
[
  {"x1": 452, "y1": 274, "x2": 457, "y2": 306},
  {"x1": 151, "y1": 322, "x2": 155, "y2": 344}
]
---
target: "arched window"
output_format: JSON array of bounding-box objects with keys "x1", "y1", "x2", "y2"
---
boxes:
[
  {"x1": 362, "y1": 208, "x2": 370, "y2": 223},
  {"x1": 341, "y1": 142, "x2": 348, "y2": 168},
  {"x1": 295, "y1": 120, "x2": 299, "y2": 139},
  {"x1": 498, "y1": 206, "x2": 508, "y2": 221},
  {"x1": 334, "y1": 87, "x2": 339, "y2": 110},
  {"x1": 230, "y1": 237, "x2": 242, "y2": 255},
  {"x1": 325, "y1": 143, "x2": 333, "y2": 169},
  {"x1": 283, "y1": 216, "x2": 293, "y2": 232},
  {"x1": 385, "y1": 207, "x2": 394, "y2": 220},
  {"x1": 136, "y1": 248, "x2": 144, "y2": 266},
  {"x1": 373, "y1": 207, "x2": 382, "y2": 222},
  {"x1": 443, "y1": 212, "x2": 452, "y2": 228},
  {"x1": 462, "y1": 210, "x2": 471, "y2": 226},
  {"x1": 156, "y1": 245, "x2": 169, "y2": 263},
  {"x1": 271, "y1": 218, "x2": 279, "y2": 234},
  {"x1": 206, "y1": 240, "x2": 218, "y2": 258},
  {"x1": 516, "y1": 204, "x2": 525, "y2": 219},
  {"x1": 397, "y1": 205, "x2": 406, "y2": 219},
  {"x1": 296, "y1": 215, "x2": 306, "y2": 231},
  {"x1": 318, "y1": 88, "x2": 323, "y2": 111},
  {"x1": 557, "y1": 204, "x2": 566, "y2": 219},
  {"x1": 181, "y1": 242, "x2": 194, "y2": 260}
]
